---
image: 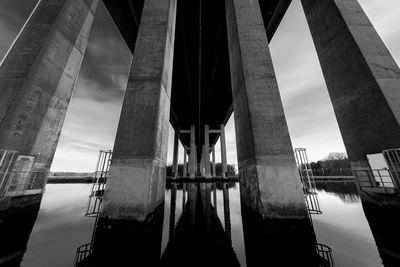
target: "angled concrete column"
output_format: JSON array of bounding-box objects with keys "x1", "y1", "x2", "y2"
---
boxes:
[
  {"x1": 172, "y1": 129, "x2": 179, "y2": 178},
  {"x1": 0, "y1": 0, "x2": 99, "y2": 171},
  {"x1": 101, "y1": 0, "x2": 177, "y2": 221},
  {"x1": 225, "y1": 0, "x2": 307, "y2": 218},
  {"x1": 220, "y1": 124, "x2": 227, "y2": 178},
  {"x1": 301, "y1": 0, "x2": 400, "y2": 187}
]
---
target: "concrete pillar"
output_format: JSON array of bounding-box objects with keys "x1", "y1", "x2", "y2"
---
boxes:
[
  {"x1": 190, "y1": 125, "x2": 196, "y2": 178},
  {"x1": 0, "y1": 0, "x2": 99, "y2": 171},
  {"x1": 225, "y1": 0, "x2": 307, "y2": 218},
  {"x1": 220, "y1": 124, "x2": 227, "y2": 178},
  {"x1": 212, "y1": 145, "x2": 216, "y2": 176},
  {"x1": 183, "y1": 147, "x2": 188, "y2": 177},
  {"x1": 204, "y1": 125, "x2": 211, "y2": 178},
  {"x1": 200, "y1": 145, "x2": 205, "y2": 176},
  {"x1": 101, "y1": 0, "x2": 177, "y2": 221},
  {"x1": 172, "y1": 129, "x2": 179, "y2": 178},
  {"x1": 301, "y1": 0, "x2": 400, "y2": 187}
]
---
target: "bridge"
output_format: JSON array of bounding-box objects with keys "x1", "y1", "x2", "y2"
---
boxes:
[{"x1": 1, "y1": 0, "x2": 400, "y2": 260}]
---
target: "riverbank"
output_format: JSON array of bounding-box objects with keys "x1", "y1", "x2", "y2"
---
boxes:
[{"x1": 46, "y1": 173, "x2": 354, "y2": 184}]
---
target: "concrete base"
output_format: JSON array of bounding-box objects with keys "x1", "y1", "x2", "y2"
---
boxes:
[
  {"x1": 240, "y1": 162, "x2": 307, "y2": 219},
  {"x1": 101, "y1": 159, "x2": 166, "y2": 221},
  {"x1": 241, "y1": 206, "x2": 319, "y2": 267}
]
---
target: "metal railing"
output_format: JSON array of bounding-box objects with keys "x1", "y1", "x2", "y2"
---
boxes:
[
  {"x1": 0, "y1": 171, "x2": 47, "y2": 198},
  {"x1": 383, "y1": 148, "x2": 400, "y2": 189},
  {"x1": 354, "y1": 168, "x2": 398, "y2": 194},
  {"x1": 75, "y1": 243, "x2": 93, "y2": 267},
  {"x1": 316, "y1": 243, "x2": 335, "y2": 267}
]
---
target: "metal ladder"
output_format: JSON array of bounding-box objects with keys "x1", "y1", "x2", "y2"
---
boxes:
[
  {"x1": 85, "y1": 150, "x2": 112, "y2": 217},
  {"x1": 294, "y1": 148, "x2": 322, "y2": 214}
]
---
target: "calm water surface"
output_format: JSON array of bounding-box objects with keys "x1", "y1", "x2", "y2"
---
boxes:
[{"x1": 15, "y1": 182, "x2": 385, "y2": 266}]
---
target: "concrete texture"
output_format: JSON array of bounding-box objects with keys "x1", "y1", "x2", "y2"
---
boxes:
[
  {"x1": 225, "y1": 0, "x2": 307, "y2": 219},
  {"x1": 301, "y1": 0, "x2": 400, "y2": 181},
  {"x1": 0, "y1": 0, "x2": 99, "y2": 171},
  {"x1": 101, "y1": 0, "x2": 177, "y2": 221}
]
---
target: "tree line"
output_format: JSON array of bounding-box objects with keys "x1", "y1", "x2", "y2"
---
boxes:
[
  {"x1": 166, "y1": 163, "x2": 236, "y2": 177},
  {"x1": 309, "y1": 152, "x2": 352, "y2": 176}
]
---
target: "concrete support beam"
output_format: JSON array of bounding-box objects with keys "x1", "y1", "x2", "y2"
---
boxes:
[
  {"x1": 301, "y1": 0, "x2": 400, "y2": 186},
  {"x1": 220, "y1": 124, "x2": 227, "y2": 178},
  {"x1": 172, "y1": 129, "x2": 179, "y2": 178},
  {"x1": 101, "y1": 0, "x2": 177, "y2": 221},
  {"x1": 0, "y1": 0, "x2": 99, "y2": 171},
  {"x1": 225, "y1": 0, "x2": 307, "y2": 218}
]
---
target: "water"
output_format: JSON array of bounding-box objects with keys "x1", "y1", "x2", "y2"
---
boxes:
[{"x1": 0, "y1": 181, "x2": 394, "y2": 266}]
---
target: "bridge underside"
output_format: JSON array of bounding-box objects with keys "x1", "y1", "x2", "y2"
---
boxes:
[
  {"x1": 103, "y1": 0, "x2": 291, "y2": 149},
  {"x1": 2, "y1": 0, "x2": 400, "y2": 228}
]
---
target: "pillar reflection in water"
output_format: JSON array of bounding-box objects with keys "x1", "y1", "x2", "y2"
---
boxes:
[
  {"x1": 77, "y1": 181, "x2": 334, "y2": 266},
  {"x1": 360, "y1": 192, "x2": 400, "y2": 266},
  {"x1": 161, "y1": 181, "x2": 240, "y2": 267},
  {"x1": 0, "y1": 194, "x2": 42, "y2": 266}
]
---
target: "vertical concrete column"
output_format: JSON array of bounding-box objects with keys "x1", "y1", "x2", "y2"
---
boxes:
[
  {"x1": 0, "y1": 0, "x2": 99, "y2": 171},
  {"x1": 204, "y1": 125, "x2": 211, "y2": 178},
  {"x1": 101, "y1": 0, "x2": 177, "y2": 221},
  {"x1": 225, "y1": 0, "x2": 307, "y2": 218},
  {"x1": 200, "y1": 145, "x2": 205, "y2": 176},
  {"x1": 172, "y1": 129, "x2": 179, "y2": 178},
  {"x1": 183, "y1": 147, "x2": 188, "y2": 177},
  {"x1": 212, "y1": 145, "x2": 216, "y2": 176},
  {"x1": 220, "y1": 124, "x2": 227, "y2": 178},
  {"x1": 301, "y1": 0, "x2": 400, "y2": 187},
  {"x1": 190, "y1": 125, "x2": 196, "y2": 178}
]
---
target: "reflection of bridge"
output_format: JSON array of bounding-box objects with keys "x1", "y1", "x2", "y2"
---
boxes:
[
  {"x1": 1, "y1": 0, "x2": 400, "y2": 226},
  {"x1": 76, "y1": 179, "x2": 334, "y2": 266}
]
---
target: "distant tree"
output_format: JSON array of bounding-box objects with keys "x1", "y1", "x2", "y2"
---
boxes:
[
  {"x1": 310, "y1": 152, "x2": 351, "y2": 176},
  {"x1": 166, "y1": 163, "x2": 237, "y2": 177},
  {"x1": 214, "y1": 163, "x2": 236, "y2": 177},
  {"x1": 325, "y1": 152, "x2": 348, "y2": 160}
]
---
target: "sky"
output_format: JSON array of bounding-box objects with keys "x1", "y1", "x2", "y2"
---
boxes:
[{"x1": 0, "y1": 0, "x2": 399, "y2": 172}]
